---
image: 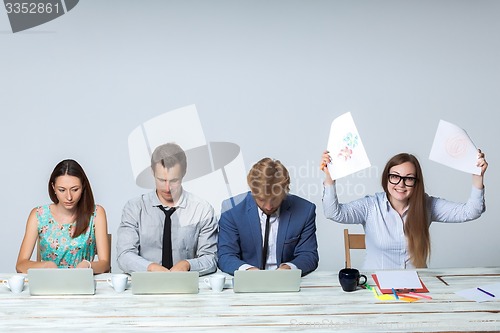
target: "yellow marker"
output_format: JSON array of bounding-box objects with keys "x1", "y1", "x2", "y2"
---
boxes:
[{"x1": 399, "y1": 296, "x2": 418, "y2": 302}]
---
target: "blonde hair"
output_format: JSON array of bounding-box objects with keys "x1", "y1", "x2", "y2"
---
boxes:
[{"x1": 247, "y1": 158, "x2": 290, "y2": 199}]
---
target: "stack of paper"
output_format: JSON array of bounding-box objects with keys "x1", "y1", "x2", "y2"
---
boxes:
[{"x1": 372, "y1": 270, "x2": 428, "y2": 294}]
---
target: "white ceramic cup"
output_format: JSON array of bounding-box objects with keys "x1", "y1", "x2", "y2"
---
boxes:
[
  {"x1": 107, "y1": 274, "x2": 128, "y2": 292},
  {"x1": 204, "y1": 274, "x2": 226, "y2": 292},
  {"x1": 3, "y1": 275, "x2": 25, "y2": 293}
]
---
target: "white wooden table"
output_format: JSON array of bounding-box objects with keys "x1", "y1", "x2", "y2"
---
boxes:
[{"x1": 1, "y1": 267, "x2": 499, "y2": 332}]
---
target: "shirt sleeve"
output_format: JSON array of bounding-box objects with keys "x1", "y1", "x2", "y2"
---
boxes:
[
  {"x1": 283, "y1": 262, "x2": 298, "y2": 270},
  {"x1": 322, "y1": 183, "x2": 370, "y2": 225},
  {"x1": 238, "y1": 264, "x2": 253, "y2": 271},
  {"x1": 429, "y1": 186, "x2": 486, "y2": 223},
  {"x1": 287, "y1": 202, "x2": 318, "y2": 276},
  {"x1": 116, "y1": 200, "x2": 153, "y2": 273},
  {"x1": 185, "y1": 206, "x2": 218, "y2": 276}
]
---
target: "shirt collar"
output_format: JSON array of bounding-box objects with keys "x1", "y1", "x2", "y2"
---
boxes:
[
  {"x1": 383, "y1": 192, "x2": 392, "y2": 212},
  {"x1": 151, "y1": 188, "x2": 187, "y2": 209},
  {"x1": 383, "y1": 192, "x2": 409, "y2": 215},
  {"x1": 257, "y1": 207, "x2": 280, "y2": 219}
]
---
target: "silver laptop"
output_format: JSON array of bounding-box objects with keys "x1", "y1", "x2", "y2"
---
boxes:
[
  {"x1": 27, "y1": 268, "x2": 95, "y2": 295},
  {"x1": 131, "y1": 271, "x2": 199, "y2": 294},
  {"x1": 233, "y1": 270, "x2": 302, "y2": 293}
]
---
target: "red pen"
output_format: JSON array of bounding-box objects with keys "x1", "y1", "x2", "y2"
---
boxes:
[{"x1": 408, "y1": 292, "x2": 432, "y2": 299}]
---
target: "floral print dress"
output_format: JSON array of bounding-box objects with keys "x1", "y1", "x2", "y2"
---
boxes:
[{"x1": 37, "y1": 204, "x2": 96, "y2": 268}]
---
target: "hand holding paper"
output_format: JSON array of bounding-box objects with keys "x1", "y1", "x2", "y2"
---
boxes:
[
  {"x1": 325, "y1": 112, "x2": 371, "y2": 180},
  {"x1": 429, "y1": 120, "x2": 481, "y2": 175}
]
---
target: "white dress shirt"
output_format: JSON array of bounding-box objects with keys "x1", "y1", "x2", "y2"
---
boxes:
[{"x1": 239, "y1": 207, "x2": 298, "y2": 271}]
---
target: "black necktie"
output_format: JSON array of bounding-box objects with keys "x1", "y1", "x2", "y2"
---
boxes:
[
  {"x1": 158, "y1": 206, "x2": 176, "y2": 269},
  {"x1": 261, "y1": 214, "x2": 271, "y2": 270}
]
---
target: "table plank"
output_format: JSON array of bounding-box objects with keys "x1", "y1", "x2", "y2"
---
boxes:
[{"x1": 1, "y1": 268, "x2": 499, "y2": 332}]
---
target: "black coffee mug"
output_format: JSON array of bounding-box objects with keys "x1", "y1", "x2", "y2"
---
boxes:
[{"x1": 338, "y1": 268, "x2": 367, "y2": 292}]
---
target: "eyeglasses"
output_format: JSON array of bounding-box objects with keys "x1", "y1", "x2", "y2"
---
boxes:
[{"x1": 388, "y1": 174, "x2": 417, "y2": 187}]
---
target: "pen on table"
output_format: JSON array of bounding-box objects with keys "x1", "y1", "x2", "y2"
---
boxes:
[
  {"x1": 477, "y1": 287, "x2": 495, "y2": 298},
  {"x1": 392, "y1": 288, "x2": 399, "y2": 300},
  {"x1": 398, "y1": 294, "x2": 419, "y2": 300},
  {"x1": 408, "y1": 292, "x2": 432, "y2": 299}
]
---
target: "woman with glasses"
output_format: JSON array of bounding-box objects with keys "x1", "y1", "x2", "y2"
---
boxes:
[
  {"x1": 16, "y1": 159, "x2": 110, "y2": 274},
  {"x1": 320, "y1": 150, "x2": 487, "y2": 269}
]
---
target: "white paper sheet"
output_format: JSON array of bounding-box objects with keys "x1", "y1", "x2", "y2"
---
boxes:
[
  {"x1": 374, "y1": 270, "x2": 423, "y2": 290},
  {"x1": 429, "y1": 120, "x2": 481, "y2": 175},
  {"x1": 455, "y1": 283, "x2": 500, "y2": 302},
  {"x1": 326, "y1": 112, "x2": 371, "y2": 180}
]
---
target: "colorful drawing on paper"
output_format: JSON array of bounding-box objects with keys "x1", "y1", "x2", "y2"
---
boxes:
[
  {"x1": 337, "y1": 133, "x2": 359, "y2": 161},
  {"x1": 337, "y1": 145, "x2": 353, "y2": 161},
  {"x1": 429, "y1": 120, "x2": 481, "y2": 175},
  {"x1": 326, "y1": 112, "x2": 371, "y2": 180},
  {"x1": 344, "y1": 132, "x2": 359, "y2": 149}
]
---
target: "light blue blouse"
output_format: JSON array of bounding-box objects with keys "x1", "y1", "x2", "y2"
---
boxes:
[{"x1": 322, "y1": 185, "x2": 485, "y2": 269}]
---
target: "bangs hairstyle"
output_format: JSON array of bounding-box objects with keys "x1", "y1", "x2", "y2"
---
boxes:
[
  {"x1": 381, "y1": 153, "x2": 429, "y2": 268},
  {"x1": 247, "y1": 158, "x2": 290, "y2": 199},
  {"x1": 48, "y1": 159, "x2": 95, "y2": 238},
  {"x1": 151, "y1": 143, "x2": 187, "y2": 177}
]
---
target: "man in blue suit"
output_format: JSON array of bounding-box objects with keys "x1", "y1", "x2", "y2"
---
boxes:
[{"x1": 218, "y1": 158, "x2": 319, "y2": 276}]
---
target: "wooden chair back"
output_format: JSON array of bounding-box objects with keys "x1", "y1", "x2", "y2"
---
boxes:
[{"x1": 343, "y1": 228, "x2": 366, "y2": 268}]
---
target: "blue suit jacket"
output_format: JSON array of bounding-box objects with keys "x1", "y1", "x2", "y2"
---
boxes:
[{"x1": 217, "y1": 192, "x2": 319, "y2": 276}]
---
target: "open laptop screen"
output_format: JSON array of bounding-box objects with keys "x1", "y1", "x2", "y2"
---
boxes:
[
  {"x1": 233, "y1": 269, "x2": 302, "y2": 293},
  {"x1": 131, "y1": 271, "x2": 199, "y2": 294},
  {"x1": 27, "y1": 268, "x2": 95, "y2": 295}
]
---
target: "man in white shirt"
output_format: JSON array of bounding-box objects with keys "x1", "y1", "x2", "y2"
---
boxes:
[{"x1": 117, "y1": 143, "x2": 217, "y2": 275}]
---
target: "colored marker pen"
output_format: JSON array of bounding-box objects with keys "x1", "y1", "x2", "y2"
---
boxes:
[
  {"x1": 392, "y1": 288, "x2": 399, "y2": 300},
  {"x1": 477, "y1": 287, "x2": 495, "y2": 298}
]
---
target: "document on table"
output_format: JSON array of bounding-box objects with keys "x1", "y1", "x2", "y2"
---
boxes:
[
  {"x1": 455, "y1": 283, "x2": 500, "y2": 302},
  {"x1": 374, "y1": 270, "x2": 423, "y2": 290}
]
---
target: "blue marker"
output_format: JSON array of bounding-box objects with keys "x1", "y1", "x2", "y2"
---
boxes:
[
  {"x1": 392, "y1": 288, "x2": 399, "y2": 300},
  {"x1": 477, "y1": 287, "x2": 495, "y2": 297}
]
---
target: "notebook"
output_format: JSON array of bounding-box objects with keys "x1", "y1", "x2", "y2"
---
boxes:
[
  {"x1": 372, "y1": 273, "x2": 429, "y2": 294},
  {"x1": 27, "y1": 268, "x2": 95, "y2": 295},
  {"x1": 131, "y1": 271, "x2": 199, "y2": 294},
  {"x1": 233, "y1": 269, "x2": 302, "y2": 293}
]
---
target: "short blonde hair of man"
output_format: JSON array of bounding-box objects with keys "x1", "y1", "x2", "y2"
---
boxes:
[{"x1": 247, "y1": 158, "x2": 290, "y2": 199}]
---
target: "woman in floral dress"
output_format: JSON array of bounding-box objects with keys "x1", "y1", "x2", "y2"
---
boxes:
[{"x1": 16, "y1": 159, "x2": 110, "y2": 273}]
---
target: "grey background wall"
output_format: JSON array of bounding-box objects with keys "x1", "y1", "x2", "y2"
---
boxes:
[{"x1": 1, "y1": 0, "x2": 498, "y2": 272}]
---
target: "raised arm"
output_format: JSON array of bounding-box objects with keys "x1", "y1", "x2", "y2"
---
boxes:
[
  {"x1": 320, "y1": 150, "x2": 371, "y2": 225},
  {"x1": 472, "y1": 149, "x2": 488, "y2": 189},
  {"x1": 320, "y1": 150, "x2": 334, "y2": 186}
]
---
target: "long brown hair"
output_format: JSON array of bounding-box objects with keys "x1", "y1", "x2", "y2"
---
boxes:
[
  {"x1": 381, "y1": 153, "x2": 429, "y2": 267},
  {"x1": 48, "y1": 159, "x2": 95, "y2": 238}
]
